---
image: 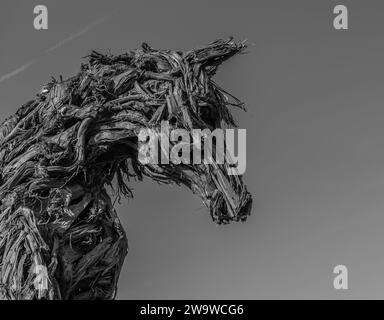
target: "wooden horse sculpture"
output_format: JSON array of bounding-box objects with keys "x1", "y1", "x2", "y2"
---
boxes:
[{"x1": 0, "y1": 38, "x2": 252, "y2": 299}]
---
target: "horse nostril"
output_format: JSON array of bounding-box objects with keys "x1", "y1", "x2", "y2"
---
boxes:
[{"x1": 238, "y1": 197, "x2": 252, "y2": 221}]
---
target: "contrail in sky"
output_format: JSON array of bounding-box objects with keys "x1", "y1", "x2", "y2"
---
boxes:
[
  {"x1": 0, "y1": 59, "x2": 36, "y2": 83},
  {"x1": 0, "y1": 12, "x2": 114, "y2": 84},
  {"x1": 46, "y1": 14, "x2": 112, "y2": 53}
]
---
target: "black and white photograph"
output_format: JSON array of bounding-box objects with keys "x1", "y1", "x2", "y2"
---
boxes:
[{"x1": 0, "y1": 0, "x2": 381, "y2": 312}]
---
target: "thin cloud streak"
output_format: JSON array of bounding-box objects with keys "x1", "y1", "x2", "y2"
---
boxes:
[
  {"x1": 46, "y1": 14, "x2": 112, "y2": 53},
  {"x1": 0, "y1": 12, "x2": 114, "y2": 84},
  {"x1": 0, "y1": 59, "x2": 36, "y2": 83}
]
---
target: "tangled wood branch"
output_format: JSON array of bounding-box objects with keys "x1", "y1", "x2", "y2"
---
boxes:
[{"x1": 0, "y1": 38, "x2": 252, "y2": 299}]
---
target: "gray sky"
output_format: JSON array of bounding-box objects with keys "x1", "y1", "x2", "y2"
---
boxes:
[{"x1": 2, "y1": 0, "x2": 384, "y2": 299}]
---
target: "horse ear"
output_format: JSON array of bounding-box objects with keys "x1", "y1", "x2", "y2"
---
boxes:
[{"x1": 141, "y1": 42, "x2": 153, "y2": 52}]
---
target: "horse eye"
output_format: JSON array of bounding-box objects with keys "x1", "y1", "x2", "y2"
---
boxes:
[{"x1": 81, "y1": 235, "x2": 95, "y2": 246}]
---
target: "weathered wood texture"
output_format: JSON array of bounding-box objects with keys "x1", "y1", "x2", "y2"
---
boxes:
[{"x1": 0, "y1": 38, "x2": 252, "y2": 300}]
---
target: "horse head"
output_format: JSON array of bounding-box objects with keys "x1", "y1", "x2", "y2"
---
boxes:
[{"x1": 0, "y1": 38, "x2": 252, "y2": 299}]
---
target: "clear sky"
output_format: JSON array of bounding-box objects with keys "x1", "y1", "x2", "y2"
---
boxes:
[{"x1": 2, "y1": 0, "x2": 384, "y2": 299}]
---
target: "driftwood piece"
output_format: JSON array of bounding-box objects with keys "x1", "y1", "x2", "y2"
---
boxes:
[{"x1": 0, "y1": 38, "x2": 252, "y2": 300}]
